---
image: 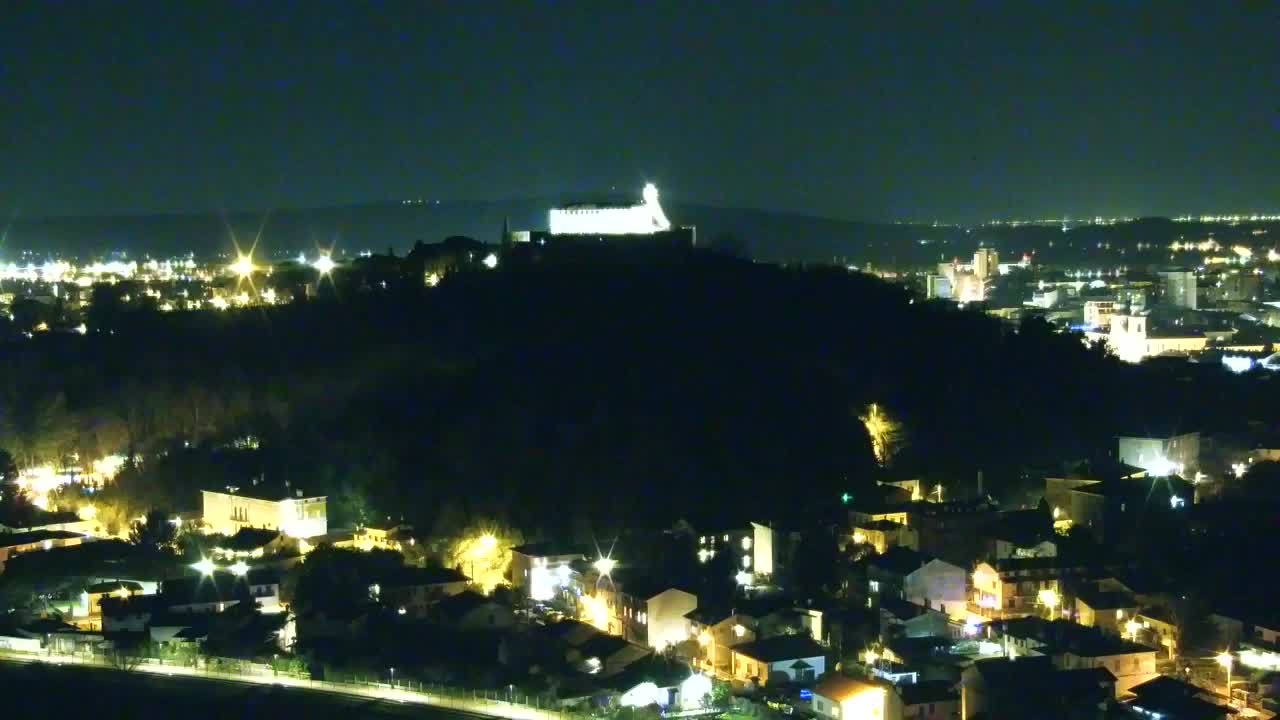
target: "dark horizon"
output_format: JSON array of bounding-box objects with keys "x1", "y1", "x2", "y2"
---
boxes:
[{"x1": 1, "y1": 2, "x2": 1275, "y2": 224}]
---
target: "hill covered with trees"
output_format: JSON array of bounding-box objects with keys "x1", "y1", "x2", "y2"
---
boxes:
[{"x1": 2, "y1": 248, "x2": 1273, "y2": 538}]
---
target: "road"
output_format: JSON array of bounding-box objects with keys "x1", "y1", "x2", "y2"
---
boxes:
[{"x1": 0, "y1": 652, "x2": 570, "y2": 720}]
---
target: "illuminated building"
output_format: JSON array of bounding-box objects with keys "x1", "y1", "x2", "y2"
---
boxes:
[
  {"x1": 1083, "y1": 300, "x2": 1116, "y2": 329},
  {"x1": 812, "y1": 674, "x2": 896, "y2": 720},
  {"x1": 588, "y1": 573, "x2": 697, "y2": 650},
  {"x1": 549, "y1": 183, "x2": 671, "y2": 236},
  {"x1": 378, "y1": 566, "x2": 469, "y2": 618},
  {"x1": 685, "y1": 607, "x2": 757, "y2": 676},
  {"x1": 1105, "y1": 314, "x2": 1207, "y2": 363},
  {"x1": 510, "y1": 542, "x2": 586, "y2": 601},
  {"x1": 200, "y1": 483, "x2": 328, "y2": 539},
  {"x1": 982, "y1": 616, "x2": 1158, "y2": 695},
  {"x1": 0, "y1": 530, "x2": 85, "y2": 573},
  {"x1": 1117, "y1": 431, "x2": 1199, "y2": 477},
  {"x1": 1158, "y1": 269, "x2": 1197, "y2": 310},
  {"x1": 729, "y1": 634, "x2": 826, "y2": 684},
  {"x1": 973, "y1": 247, "x2": 999, "y2": 280}
]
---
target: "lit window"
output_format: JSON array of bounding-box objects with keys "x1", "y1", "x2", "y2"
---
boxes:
[
  {"x1": 869, "y1": 580, "x2": 880, "y2": 592},
  {"x1": 741, "y1": 537, "x2": 752, "y2": 551},
  {"x1": 742, "y1": 556, "x2": 751, "y2": 569}
]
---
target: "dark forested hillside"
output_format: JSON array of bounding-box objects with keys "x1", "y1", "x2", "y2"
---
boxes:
[{"x1": 1, "y1": 249, "x2": 1273, "y2": 537}]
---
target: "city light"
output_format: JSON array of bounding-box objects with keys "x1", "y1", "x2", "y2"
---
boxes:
[
  {"x1": 230, "y1": 254, "x2": 256, "y2": 278},
  {"x1": 192, "y1": 558, "x2": 216, "y2": 576},
  {"x1": 1037, "y1": 588, "x2": 1060, "y2": 619},
  {"x1": 313, "y1": 254, "x2": 336, "y2": 274},
  {"x1": 229, "y1": 561, "x2": 250, "y2": 576},
  {"x1": 482, "y1": 253, "x2": 498, "y2": 269},
  {"x1": 593, "y1": 556, "x2": 617, "y2": 576}
]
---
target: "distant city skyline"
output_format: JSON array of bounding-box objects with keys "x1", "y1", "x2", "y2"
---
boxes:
[{"x1": 0, "y1": 2, "x2": 1275, "y2": 224}]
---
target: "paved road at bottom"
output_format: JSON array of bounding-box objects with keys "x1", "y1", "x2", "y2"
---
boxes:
[{"x1": 0, "y1": 657, "x2": 499, "y2": 720}]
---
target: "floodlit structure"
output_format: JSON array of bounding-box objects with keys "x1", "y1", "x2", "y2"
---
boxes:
[
  {"x1": 1158, "y1": 270, "x2": 1198, "y2": 309},
  {"x1": 812, "y1": 674, "x2": 896, "y2": 720},
  {"x1": 510, "y1": 543, "x2": 586, "y2": 601},
  {"x1": 1117, "y1": 432, "x2": 1199, "y2": 476},
  {"x1": 549, "y1": 183, "x2": 672, "y2": 236},
  {"x1": 1106, "y1": 314, "x2": 1207, "y2": 363},
  {"x1": 200, "y1": 484, "x2": 327, "y2": 539}
]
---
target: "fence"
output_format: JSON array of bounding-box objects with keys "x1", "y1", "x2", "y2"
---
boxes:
[{"x1": 0, "y1": 647, "x2": 596, "y2": 720}]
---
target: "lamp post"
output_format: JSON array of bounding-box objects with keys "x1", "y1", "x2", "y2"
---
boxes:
[
  {"x1": 1037, "y1": 588, "x2": 1060, "y2": 620},
  {"x1": 1216, "y1": 652, "x2": 1234, "y2": 707},
  {"x1": 389, "y1": 666, "x2": 395, "y2": 688}
]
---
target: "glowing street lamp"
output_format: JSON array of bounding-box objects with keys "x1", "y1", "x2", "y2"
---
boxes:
[
  {"x1": 1037, "y1": 588, "x2": 1061, "y2": 619},
  {"x1": 1124, "y1": 618, "x2": 1142, "y2": 642},
  {"x1": 594, "y1": 557, "x2": 617, "y2": 576},
  {"x1": 192, "y1": 558, "x2": 217, "y2": 576},
  {"x1": 1217, "y1": 652, "x2": 1234, "y2": 706},
  {"x1": 230, "y1": 254, "x2": 255, "y2": 278},
  {"x1": 230, "y1": 560, "x2": 250, "y2": 576},
  {"x1": 313, "y1": 254, "x2": 336, "y2": 275}
]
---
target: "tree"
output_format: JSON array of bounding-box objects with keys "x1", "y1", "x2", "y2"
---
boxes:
[
  {"x1": 129, "y1": 509, "x2": 178, "y2": 555},
  {"x1": 0, "y1": 448, "x2": 35, "y2": 526}
]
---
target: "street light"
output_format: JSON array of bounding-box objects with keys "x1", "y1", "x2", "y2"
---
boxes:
[
  {"x1": 192, "y1": 558, "x2": 216, "y2": 576},
  {"x1": 1217, "y1": 652, "x2": 1234, "y2": 707},
  {"x1": 1124, "y1": 618, "x2": 1142, "y2": 642},
  {"x1": 593, "y1": 557, "x2": 617, "y2": 576},
  {"x1": 313, "y1": 254, "x2": 335, "y2": 275},
  {"x1": 1037, "y1": 588, "x2": 1060, "y2": 620},
  {"x1": 229, "y1": 560, "x2": 250, "y2": 576},
  {"x1": 229, "y1": 254, "x2": 255, "y2": 278},
  {"x1": 389, "y1": 666, "x2": 395, "y2": 688}
]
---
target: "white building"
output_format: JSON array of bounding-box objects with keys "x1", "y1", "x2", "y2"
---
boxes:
[
  {"x1": 549, "y1": 183, "x2": 672, "y2": 236},
  {"x1": 1104, "y1": 314, "x2": 1206, "y2": 363},
  {"x1": 1083, "y1": 300, "x2": 1116, "y2": 330},
  {"x1": 201, "y1": 484, "x2": 327, "y2": 539},
  {"x1": 1117, "y1": 432, "x2": 1199, "y2": 476}
]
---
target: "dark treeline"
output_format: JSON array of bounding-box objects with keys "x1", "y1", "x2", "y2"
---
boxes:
[{"x1": 3, "y1": 248, "x2": 1276, "y2": 538}]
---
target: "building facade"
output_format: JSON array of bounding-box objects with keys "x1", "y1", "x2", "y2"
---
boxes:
[{"x1": 201, "y1": 487, "x2": 327, "y2": 538}]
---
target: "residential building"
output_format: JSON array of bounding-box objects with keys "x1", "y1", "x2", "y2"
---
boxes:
[
  {"x1": 0, "y1": 530, "x2": 85, "y2": 572},
  {"x1": 100, "y1": 594, "x2": 164, "y2": 634},
  {"x1": 1159, "y1": 270, "x2": 1198, "y2": 310},
  {"x1": 1044, "y1": 464, "x2": 1192, "y2": 543},
  {"x1": 970, "y1": 559, "x2": 1067, "y2": 620},
  {"x1": 592, "y1": 574, "x2": 697, "y2": 650},
  {"x1": 1117, "y1": 431, "x2": 1200, "y2": 476},
  {"x1": 1072, "y1": 585, "x2": 1139, "y2": 636},
  {"x1": 960, "y1": 656, "x2": 1115, "y2": 720},
  {"x1": 1134, "y1": 606, "x2": 1179, "y2": 658},
  {"x1": 1084, "y1": 300, "x2": 1117, "y2": 329},
  {"x1": 509, "y1": 542, "x2": 586, "y2": 601},
  {"x1": 853, "y1": 520, "x2": 919, "y2": 554},
  {"x1": 1125, "y1": 675, "x2": 1234, "y2": 720},
  {"x1": 867, "y1": 546, "x2": 965, "y2": 618},
  {"x1": 730, "y1": 634, "x2": 827, "y2": 685},
  {"x1": 897, "y1": 680, "x2": 959, "y2": 720},
  {"x1": 201, "y1": 483, "x2": 327, "y2": 539},
  {"x1": 812, "y1": 674, "x2": 898, "y2": 720},
  {"x1": 538, "y1": 620, "x2": 651, "y2": 676},
  {"x1": 685, "y1": 606, "x2": 757, "y2": 677},
  {"x1": 378, "y1": 566, "x2": 469, "y2": 617},
  {"x1": 878, "y1": 596, "x2": 951, "y2": 640},
  {"x1": 211, "y1": 527, "x2": 288, "y2": 559},
  {"x1": 432, "y1": 590, "x2": 515, "y2": 631},
  {"x1": 982, "y1": 616, "x2": 1158, "y2": 695},
  {"x1": 78, "y1": 580, "x2": 145, "y2": 630}
]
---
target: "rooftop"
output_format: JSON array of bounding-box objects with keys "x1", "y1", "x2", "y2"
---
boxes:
[
  {"x1": 867, "y1": 546, "x2": 934, "y2": 576},
  {"x1": 0, "y1": 529, "x2": 83, "y2": 548},
  {"x1": 511, "y1": 542, "x2": 588, "y2": 559},
  {"x1": 986, "y1": 617, "x2": 1156, "y2": 657},
  {"x1": 898, "y1": 680, "x2": 958, "y2": 706},
  {"x1": 85, "y1": 580, "x2": 143, "y2": 594},
  {"x1": 731, "y1": 634, "x2": 826, "y2": 663},
  {"x1": 203, "y1": 483, "x2": 323, "y2": 502},
  {"x1": 813, "y1": 674, "x2": 882, "y2": 703},
  {"x1": 1073, "y1": 585, "x2": 1137, "y2": 610},
  {"x1": 381, "y1": 565, "x2": 469, "y2": 588},
  {"x1": 433, "y1": 590, "x2": 497, "y2": 621},
  {"x1": 216, "y1": 527, "x2": 283, "y2": 551}
]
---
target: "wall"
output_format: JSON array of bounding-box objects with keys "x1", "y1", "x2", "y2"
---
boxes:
[
  {"x1": 906, "y1": 560, "x2": 967, "y2": 618},
  {"x1": 201, "y1": 490, "x2": 327, "y2": 538},
  {"x1": 648, "y1": 589, "x2": 697, "y2": 650}
]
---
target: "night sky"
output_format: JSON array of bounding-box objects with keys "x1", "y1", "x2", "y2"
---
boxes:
[{"x1": 1, "y1": 1, "x2": 1274, "y2": 222}]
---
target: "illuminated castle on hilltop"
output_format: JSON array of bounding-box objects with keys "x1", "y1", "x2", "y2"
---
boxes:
[
  {"x1": 507, "y1": 183, "x2": 695, "y2": 251},
  {"x1": 549, "y1": 183, "x2": 672, "y2": 236}
]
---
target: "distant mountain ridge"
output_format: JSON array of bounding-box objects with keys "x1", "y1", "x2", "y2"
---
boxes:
[{"x1": 0, "y1": 199, "x2": 950, "y2": 264}]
